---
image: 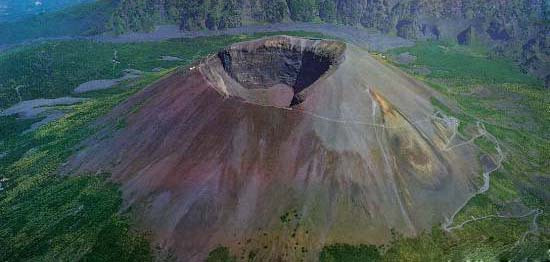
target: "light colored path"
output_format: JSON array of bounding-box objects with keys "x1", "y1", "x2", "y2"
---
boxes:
[
  {"x1": 1, "y1": 23, "x2": 414, "y2": 54},
  {"x1": 22, "y1": 110, "x2": 65, "y2": 134},
  {"x1": 74, "y1": 69, "x2": 142, "y2": 93},
  {"x1": 15, "y1": 85, "x2": 23, "y2": 103},
  {"x1": 160, "y1": 55, "x2": 183, "y2": 61},
  {"x1": 0, "y1": 97, "x2": 86, "y2": 134},
  {"x1": 442, "y1": 121, "x2": 504, "y2": 232},
  {"x1": 441, "y1": 118, "x2": 544, "y2": 246},
  {"x1": 95, "y1": 23, "x2": 414, "y2": 52},
  {"x1": 0, "y1": 97, "x2": 86, "y2": 118}
]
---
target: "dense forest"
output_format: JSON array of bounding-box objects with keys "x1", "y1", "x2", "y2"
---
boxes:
[{"x1": 108, "y1": 0, "x2": 549, "y2": 35}]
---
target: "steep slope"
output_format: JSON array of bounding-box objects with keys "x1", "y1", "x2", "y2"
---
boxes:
[{"x1": 64, "y1": 36, "x2": 482, "y2": 261}]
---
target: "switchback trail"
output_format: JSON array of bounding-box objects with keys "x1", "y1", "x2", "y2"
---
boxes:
[
  {"x1": 443, "y1": 121, "x2": 504, "y2": 232},
  {"x1": 441, "y1": 119, "x2": 544, "y2": 243},
  {"x1": 445, "y1": 208, "x2": 542, "y2": 232}
]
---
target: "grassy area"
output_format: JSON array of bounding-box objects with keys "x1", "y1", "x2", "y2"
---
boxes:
[
  {"x1": 319, "y1": 244, "x2": 381, "y2": 262},
  {"x1": 0, "y1": 31, "x2": 326, "y2": 261},
  {"x1": 206, "y1": 247, "x2": 237, "y2": 262},
  {"x1": 0, "y1": 0, "x2": 115, "y2": 46},
  {"x1": 0, "y1": 31, "x2": 326, "y2": 110},
  {"x1": 0, "y1": 73, "x2": 162, "y2": 261},
  {"x1": 389, "y1": 41, "x2": 542, "y2": 87}
]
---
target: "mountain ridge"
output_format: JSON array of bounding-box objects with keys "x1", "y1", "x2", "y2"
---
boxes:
[
  {"x1": 1, "y1": 0, "x2": 547, "y2": 86},
  {"x1": 107, "y1": 0, "x2": 549, "y2": 87}
]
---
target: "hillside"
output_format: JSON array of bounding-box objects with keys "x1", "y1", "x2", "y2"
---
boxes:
[
  {"x1": 108, "y1": 0, "x2": 550, "y2": 86},
  {"x1": 0, "y1": 0, "x2": 93, "y2": 22},
  {"x1": 0, "y1": 0, "x2": 115, "y2": 46},
  {"x1": 63, "y1": 36, "x2": 485, "y2": 260},
  {"x1": 0, "y1": 32, "x2": 326, "y2": 261},
  {"x1": 1, "y1": 0, "x2": 547, "y2": 86}
]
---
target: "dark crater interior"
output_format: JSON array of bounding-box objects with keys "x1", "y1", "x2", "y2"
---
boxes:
[{"x1": 218, "y1": 39, "x2": 344, "y2": 106}]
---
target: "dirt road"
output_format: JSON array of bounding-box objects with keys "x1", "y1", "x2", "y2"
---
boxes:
[{"x1": 0, "y1": 23, "x2": 414, "y2": 54}]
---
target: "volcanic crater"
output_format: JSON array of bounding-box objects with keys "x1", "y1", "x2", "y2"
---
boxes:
[
  {"x1": 65, "y1": 36, "x2": 483, "y2": 261},
  {"x1": 215, "y1": 38, "x2": 344, "y2": 107}
]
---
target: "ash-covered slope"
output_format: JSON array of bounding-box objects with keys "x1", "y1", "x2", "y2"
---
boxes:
[{"x1": 64, "y1": 36, "x2": 482, "y2": 261}]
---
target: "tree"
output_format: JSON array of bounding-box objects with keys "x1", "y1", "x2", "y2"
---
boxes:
[
  {"x1": 263, "y1": 0, "x2": 288, "y2": 23},
  {"x1": 180, "y1": 0, "x2": 207, "y2": 31},
  {"x1": 109, "y1": 0, "x2": 156, "y2": 34},
  {"x1": 219, "y1": 0, "x2": 241, "y2": 29},
  {"x1": 287, "y1": 0, "x2": 318, "y2": 22},
  {"x1": 319, "y1": 0, "x2": 336, "y2": 23}
]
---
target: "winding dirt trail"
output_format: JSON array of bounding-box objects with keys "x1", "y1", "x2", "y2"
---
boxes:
[
  {"x1": 15, "y1": 85, "x2": 23, "y2": 103},
  {"x1": 517, "y1": 209, "x2": 543, "y2": 244},
  {"x1": 95, "y1": 23, "x2": 413, "y2": 52},
  {"x1": 443, "y1": 121, "x2": 486, "y2": 152},
  {"x1": 249, "y1": 59, "x2": 544, "y2": 246},
  {"x1": 0, "y1": 23, "x2": 414, "y2": 55},
  {"x1": 445, "y1": 208, "x2": 541, "y2": 232},
  {"x1": 442, "y1": 121, "x2": 504, "y2": 232},
  {"x1": 441, "y1": 119, "x2": 544, "y2": 243}
]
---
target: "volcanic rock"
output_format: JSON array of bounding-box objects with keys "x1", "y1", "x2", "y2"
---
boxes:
[{"x1": 64, "y1": 36, "x2": 482, "y2": 261}]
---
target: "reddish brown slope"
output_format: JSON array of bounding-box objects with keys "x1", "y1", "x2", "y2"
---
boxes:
[{"x1": 64, "y1": 36, "x2": 481, "y2": 261}]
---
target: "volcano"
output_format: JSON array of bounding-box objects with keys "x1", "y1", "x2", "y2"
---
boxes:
[{"x1": 65, "y1": 36, "x2": 482, "y2": 261}]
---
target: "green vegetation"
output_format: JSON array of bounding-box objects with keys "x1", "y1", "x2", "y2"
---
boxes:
[
  {"x1": 109, "y1": 0, "x2": 325, "y2": 33},
  {"x1": 279, "y1": 209, "x2": 299, "y2": 224},
  {"x1": 319, "y1": 244, "x2": 381, "y2": 262},
  {"x1": 262, "y1": 0, "x2": 288, "y2": 23},
  {"x1": 0, "y1": 0, "x2": 115, "y2": 45},
  {"x1": 109, "y1": 0, "x2": 156, "y2": 34},
  {"x1": 0, "y1": 31, "x2": 326, "y2": 110},
  {"x1": 0, "y1": 31, "x2": 326, "y2": 261},
  {"x1": 0, "y1": 38, "x2": 196, "y2": 109},
  {"x1": 206, "y1": 246, "x2": 236, "y2": 262},
  {"x1": 287, "y1": 0, "x2": 319, "y2": 22},
  {"x1": 319, "y1": 0, "x2": 337, "y2": 23},
  {"x1": 0, "y1": 74, "x2": 160, "y2": 261},
  {"x1": 328, "y1": 40, "x2": 549, "y2": 261},
  {"x1": 108, "y1": 0, "x2": 243, "y2": 32},
  {"x1": 108, "y1": 0, "x2": 245, "y2": 33},
  {"x1": 105, "y1": 0, "x2": 325, "y2": 33},
  {"x1": 389, "y1": 41, "x2": 541, "y2": 87},
  {"x1": 0, "y1": 115, "x2": 41, "y2": 138}
]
